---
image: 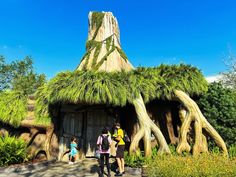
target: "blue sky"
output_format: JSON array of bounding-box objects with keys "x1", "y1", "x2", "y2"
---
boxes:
[{"x1": 0, "y1": 0, "x2": 236, "y2": 79}]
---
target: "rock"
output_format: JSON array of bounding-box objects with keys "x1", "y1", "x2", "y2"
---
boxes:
[{"x1": 77, "y1": 11, "x2": 133, "y2": 72}]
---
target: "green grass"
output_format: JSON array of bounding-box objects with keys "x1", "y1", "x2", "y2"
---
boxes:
[
  {"x1": 147, "y1": 154, "x2": 236, "y2": 177},
  {"x1": 125, "y1": 145, "x2": 236, "y2": 177}
]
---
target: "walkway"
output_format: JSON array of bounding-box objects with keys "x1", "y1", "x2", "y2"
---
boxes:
[{"x1": 0, "y1": 158, "x2": 141, "y2": 177}]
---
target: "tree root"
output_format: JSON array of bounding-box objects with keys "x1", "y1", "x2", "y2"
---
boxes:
[
  {"x1": 174, "y1": 90, "x2": 228, "y2": 156},
  {"x1": 44, "y1": 125, "x2": 54, "y2": 159},
  {"x1": 129, "y1": 94, "x2": 170, "y2": 156},
  {"x1": 27, "y1": 128, "x2": 40, "y2": 147}
]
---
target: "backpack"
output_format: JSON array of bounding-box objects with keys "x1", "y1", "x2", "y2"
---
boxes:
[
  {"x1": 123, "y1": 130, "x2": 130, "y2": 143},
  {"x1": 101, "y1": 135, "x2": 110, "y2": 151}
]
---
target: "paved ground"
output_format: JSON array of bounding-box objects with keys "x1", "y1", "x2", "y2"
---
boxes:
[{"x1": 0, "y1": 158, "x2": 141, "y2": 177}]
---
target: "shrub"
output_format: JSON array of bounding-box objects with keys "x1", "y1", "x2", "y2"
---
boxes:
[
  {"x1": 197, "y1": 82, "x2": 236, "y2": 147},
  {"x1": 0, "y1": 135, "x2": 28, "y2": 166},
  {"x1": 124, "y1": 151, "x2": 147, "y2": 168}
]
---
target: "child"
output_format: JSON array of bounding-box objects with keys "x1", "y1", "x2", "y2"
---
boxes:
[{"x1": 69, "y1": 137, "x2": 78, "y2": 164}]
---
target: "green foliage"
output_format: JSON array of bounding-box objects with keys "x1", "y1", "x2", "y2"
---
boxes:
[
  {"x1": 229, "y1": 145, "x2": 236, "y2": 158},
  {"x1": 0, "y1": 91, "x2": 27, "y2": 127},
  {"x1": 125, "y1": 146, "x2": 177, "y2": 168},
  {"x1": 211, "y1": 146, "x2": 221, "y2": 155},
  {"x1": 34, "y1": 84, "x2": 51, "y2": 125},
  {"x1": 47, "y1": 70, "x2": 127, "y2": 106},
  {"x1": 0, "y1": 56, "x2": 46, "y2": 95},
  {"x1": 0, "y1": 135, "x2": 28, "y2": 166},
  {"x1": 0, "y1": 56, "x2": 12, "y2": 91},
  {"x1": 124, "y1": 151, "x2": 147, "y2": 168},
  {"x1": 147, "y1": 154, "x2": 236, "y2": 177},
  {"x1": 197, "y1": 82, "x2": 236, "y2": 146}
]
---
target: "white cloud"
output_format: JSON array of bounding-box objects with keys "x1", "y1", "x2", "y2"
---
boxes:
[{"x1": 205, "y1": 75, "x2": 223, "y2": 83}]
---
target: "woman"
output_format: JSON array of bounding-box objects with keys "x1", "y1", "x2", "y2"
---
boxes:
[{"x1": 97, "y1": 127, "x2": 112, "y2": 177}]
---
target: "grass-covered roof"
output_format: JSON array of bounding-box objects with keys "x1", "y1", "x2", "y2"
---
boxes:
[{"x1": 40, "y1": 64, "x2": 208, "y2": 106}]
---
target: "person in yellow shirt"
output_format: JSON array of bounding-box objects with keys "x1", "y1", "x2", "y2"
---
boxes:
[{"x1": 113, "y1": 122, "x2": 125, "y2": 176}]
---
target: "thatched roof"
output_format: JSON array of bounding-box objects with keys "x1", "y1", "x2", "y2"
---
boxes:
[{"x1": 39, "y1": 64, "x2": 208, "y2": 105}]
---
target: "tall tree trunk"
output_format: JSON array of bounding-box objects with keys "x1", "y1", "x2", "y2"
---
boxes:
[
  {"x1": 129, "y1": 94, "x2": 170, "y2": 156},
  {"x1": 174, "y1": 90, "x2": 228, "y2": 155}
]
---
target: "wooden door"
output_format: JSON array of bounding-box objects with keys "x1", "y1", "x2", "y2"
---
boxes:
[
  {"x1": 59, "y1": 112, "x2": 83, "y2": 160},
  {"x1": 85, "y1": 110, "x2": 114, "y2": 156}
]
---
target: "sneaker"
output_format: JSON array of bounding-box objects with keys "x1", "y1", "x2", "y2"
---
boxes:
[
  {"x1": 114, "y1": 172, "x2": 123, "y2": 176},
  {"x1": 68, "y1": 161, "x2": 73, "y2": 165}
]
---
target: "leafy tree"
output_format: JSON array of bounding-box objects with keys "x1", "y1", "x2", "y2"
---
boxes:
[
  {"x1": 221, "y1": 53, "x2": 236, "y2": 89},
  {"x1": 197, "y1": 82, "x2": 236, "y2": 146},
  {"x1": 0, "y1": 56, "x2": 46, "y2": 95},
  {"x1": 0, "y1": 56, "x2": 13, "y2": 91}
]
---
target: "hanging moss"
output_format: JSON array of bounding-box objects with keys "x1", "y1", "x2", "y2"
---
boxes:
[
  {"x1": 82, "y1": 51, "x2": 91, "y2": 70},
  {"x1": 106, "y1": 36, "x2": 113, "y2": 51},
  {"x1": 116, "y1": 47, "x2": 128, "y2": 61},
  {"x1": 91, "y1": 12, "x2": 105, "y2": 40},
  {"x1": 92, "y1": 42, "x2": 102, "y2": 67},
  {"x1": 93, "y1": 46, "x2": 116, "y2": 71},
  {"x1": 86, "y1": 40, "x2": 99, "y2": 51},
  {"x1": 0, "y1": 91, "x2": 27, "y2": 127},
  {"x1": 81, "y1": 34, "x2": 129, "y2": 71}
]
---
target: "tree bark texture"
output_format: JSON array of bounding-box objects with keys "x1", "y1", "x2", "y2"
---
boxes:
[
  {"x1": 174, "y1": 90, "x2": 228, "y2": 156},
  {"x1": 129, "y1": 94, "x2": 170, "y2": 156}
]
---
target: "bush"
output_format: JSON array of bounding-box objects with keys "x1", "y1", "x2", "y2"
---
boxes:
[
  {"x1": 197, "y1": 82, "x2": 236, "y2": 147},
  {"x1": 0, "y1": 135, "x2": 28, "y2": 166},
  {"x1": 124, "y1": 151, "x2": 147, "y2": 168}
]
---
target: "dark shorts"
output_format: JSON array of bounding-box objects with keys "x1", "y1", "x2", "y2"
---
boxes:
[{"x1": 116, "y1": 145, "x2": 125, "y2": 158}]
